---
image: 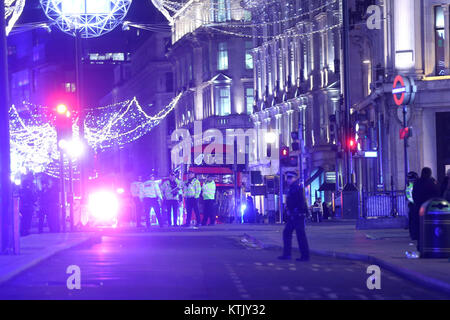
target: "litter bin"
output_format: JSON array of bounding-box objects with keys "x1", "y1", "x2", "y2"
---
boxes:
[{"x1": 419, "y1": 198, "x2": 450, "y2": 259}]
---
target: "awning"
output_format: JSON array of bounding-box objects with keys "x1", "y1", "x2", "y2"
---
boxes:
[
  {"x1": 189, "y1": 167, "x2": 233, "y2": 175},
  {"x1": 318, "y1": 183, "x2": 337, "y2": 192}
]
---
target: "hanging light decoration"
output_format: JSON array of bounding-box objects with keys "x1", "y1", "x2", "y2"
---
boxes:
[
  {"x1": 5, "y1": 0, "x2": 26, "y2": 35},
  {"x1": 10, "y1": 93, "x2": 183, "y2": 179},
  {"x1": 40, "y1": 0, "x2": 133, "y2": 38}
]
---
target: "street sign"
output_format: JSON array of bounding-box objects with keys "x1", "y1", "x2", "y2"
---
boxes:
[
  {"x1": 392, "y1": 75, "x2": 406, "y2": 106},
  {"x1": 392, "y1": 75, "x2": 416, "y2": 106}
]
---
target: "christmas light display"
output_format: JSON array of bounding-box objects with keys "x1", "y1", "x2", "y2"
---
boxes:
[
  {"x1": 40, "y1": 0, "x2": 133, "y2": 38},
  {"x1": 10, "y1": 93, "x2": 182, "y2": 180},
  {"x1": 5, "y1": 0, "x2": 26, "y2": 35}
]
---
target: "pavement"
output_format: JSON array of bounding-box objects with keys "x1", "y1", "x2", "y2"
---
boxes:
[
  {"x1": 0, "y1": 221, "x2": 449, "y2": 298},
  {"x1": 0, "y1": 232, "x2": 98, "y2": 285},
  {"x1": 236, "y1": 221, "x2": 450, "y2": 295}
]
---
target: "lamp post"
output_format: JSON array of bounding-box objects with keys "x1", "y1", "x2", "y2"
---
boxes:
[{"x1": 0, "y1": 0, "x2": 15, "y2": 254}]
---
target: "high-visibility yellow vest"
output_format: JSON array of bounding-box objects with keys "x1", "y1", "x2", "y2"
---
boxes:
[
  {"x1": 142, "y1": 180, "x2": 162, "y2": 199},
  {"x1": 406, "y1": 182, "x2": 414, "y2": 203},
  {"x1": 202, "y1": 181, "x2": 216, "y2": 200},
  {"x1": 185, "y1": 178, "x2": 201, "y2": 198}
]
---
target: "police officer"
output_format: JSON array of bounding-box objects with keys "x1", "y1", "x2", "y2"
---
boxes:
[
  {"x1": 406, "y1": 171, "x2": 419, "y2": 240},
  {"x1": 142, "y1": 173, "x2": 164, "y2": 229},
  {"x1": 184, "y1": 172, "x2": 201, "y2": 227},
  {"x1": 201, "y1": 176, "x2": 217, "y2": 226},
  {"x1": 131, "y1": 175, "x2": 144, "y2": 228},
  {"x1": 162, "y1": 172, "x2": 182, "y2": 226},
  {"x1": 278, "y1": 171, "x2": 310, "y2": 261}
]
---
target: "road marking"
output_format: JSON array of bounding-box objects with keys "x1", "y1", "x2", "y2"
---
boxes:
[
  {"x1": 289, "y1": 267, "x2": 296, "y2": 271},
  {"x1": 356, "y1": 294, "x2": 369, "y2": 300},
  {"x1": 321, "y1": 287, "x2": 332, "y2": 292},
  {"x1": 296, "y1": 286, "x2": 305, "y2": 291},
  {"x1": 281, "y1": 286, "x2": 290, "y2": 291}
]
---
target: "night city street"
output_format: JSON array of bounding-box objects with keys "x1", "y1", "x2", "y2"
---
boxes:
[
  {"x1": 1, "y1": 0, "x2": 450, "y2": 308},
  {"x1": 1, "y1": 226, "x2": 448, "y2": 300}
]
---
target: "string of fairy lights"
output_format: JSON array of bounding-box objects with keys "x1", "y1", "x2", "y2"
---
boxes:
[{"x1": 10, "y1": 93, "x2": 183, "y2": 181}]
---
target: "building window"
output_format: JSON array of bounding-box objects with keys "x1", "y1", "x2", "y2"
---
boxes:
[
  {"x1": 216, "y1": 86, "x2": 231, "y2": 116},
  {"x1": 245, "y1": 88, "x2": 254, "y2": 114},
  {"x1": 245, "y1": 41, "x2": 254, "y2": 69},
  {"x1": 435, "y1": 6, "x2": 446, "y2": 75},
  {"x1": 218, "y1": 42, "x2": 229, "y2": 70},
  {"x1": 212, "y1": 0, "x2": 231, "y2": 22}
]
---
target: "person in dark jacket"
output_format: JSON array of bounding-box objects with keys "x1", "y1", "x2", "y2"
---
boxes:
[
  {"x1": 19, "y1": 175, "x2": 37, "y2": 236},
  {"x1": 38, "y1": 178, "x2": 60, "y2": 233},
  {"x1": 412, "y1": 167, "x2": 440, "y2": 250},
  {"x1": 278, "y1": 171, "x2": 310, "y2": 261}
]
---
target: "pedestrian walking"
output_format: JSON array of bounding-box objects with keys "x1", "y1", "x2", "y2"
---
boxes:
[
  {"x1": 412, "y1": 167, "x2": 440, "y2": 250},
  {"x1": 131, "y1": 175, "x2": 144, "y2": 228},
  {"x1": 406, "y1": 171, "x2": 419, "y2": 240},
  {"x1": 278, "y1": 171, "x2": 310, "y2": 262},
  {"x1": 183, "y1": 172, "x2": 201, "y2": 227},
  {"x1": 201, "y1": 176, "x2": 217, "y2": 226},
  {"x1": 162, "y1": 172, "x2": 182, "y2": 226},
  {"x1": 142, "y1": 173, "x2": 164, "y2": 229}
]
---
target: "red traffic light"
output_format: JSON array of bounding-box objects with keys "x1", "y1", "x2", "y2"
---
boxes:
[
  {"x1": 281, "y1": 146, "x2": 289, "y2": 158},
  {"x1": 400, "y1": 127, "x2": 411, "y2": 140},
  {"x1": 347, "y1": 138, "x2": 357, "y2": 154}
]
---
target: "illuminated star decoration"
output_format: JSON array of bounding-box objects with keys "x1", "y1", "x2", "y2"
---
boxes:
[
  {"x1": 5, "y1": 0, "x2": 26, "y2": 35},
  {"x1": 10, "y1": 93, "x2": 182, "y2": 180},
  {"x1": 40, "y1": 0, "x2": 133, "y2": 38}
]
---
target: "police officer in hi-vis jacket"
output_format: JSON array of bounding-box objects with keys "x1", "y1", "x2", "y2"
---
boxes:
[
  {"x1": 183, "y1": 172, "x2": 201, "y2": 227},
  {"x1": 142, "y1": 173, "x2": 163, "y2": 229},
  {"x1": 201, "y1": 176, "x2": 217, "y2": 226}
]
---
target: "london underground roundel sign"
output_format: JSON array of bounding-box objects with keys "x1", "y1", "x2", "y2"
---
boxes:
[
  {"x1": 392, "y1": 75, "x2": 416, "y2": 106},
  {"x1": 392, "y1": 75, "x2": 406, "y2": 106}
]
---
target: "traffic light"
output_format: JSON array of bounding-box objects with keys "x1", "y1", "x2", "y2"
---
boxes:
[
  {"x1": 55, "y1": 103, "x2": 73, "y2": 143},
  {"x1": 400, "y1": 127, "x2": 412, "y2": 140},
  {"x1": 291, "y1": 131, "x2": 300, "y2": 151},
  {"x1": 347, "y1": 137, "x2": 358, "y2": 155},
  {"x1": 280, "y1": 146, "x2": 289, "y2": 166}
]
